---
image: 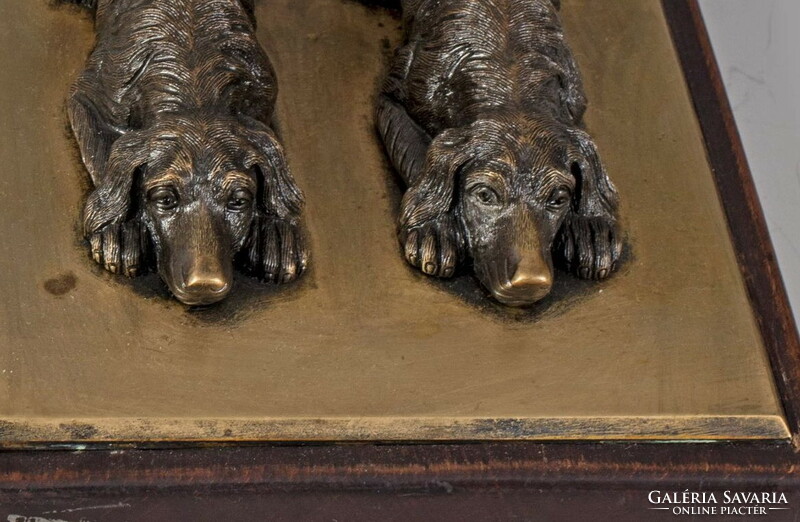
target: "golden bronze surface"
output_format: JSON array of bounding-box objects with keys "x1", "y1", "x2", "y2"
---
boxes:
[{"x1": 0, "y1": 0, "x2": 788, "y2": 443}]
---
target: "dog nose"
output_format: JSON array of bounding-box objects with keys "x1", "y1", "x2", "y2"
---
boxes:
[
  {"x1": 509, "y1": 270, "x2": 552, "y2": 298},
  {"x1": 185, "y1": 273, "x2": 228, "y2": 294},
  {"x1": 180, "y1": 258, "x2": 231, "y2": 305},
  {"x1": 495, "y1": 255, "x2": 553, "y2": 306}
]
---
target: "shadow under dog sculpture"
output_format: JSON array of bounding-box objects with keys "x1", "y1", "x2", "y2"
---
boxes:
[
  {"x1": 377, "y1": 0, "x2": 622, "y2": 307},
  {"x1": 68, "y1": 0, "x2": 307, "y2": 305}
]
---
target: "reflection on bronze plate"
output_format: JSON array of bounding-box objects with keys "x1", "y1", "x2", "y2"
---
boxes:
[{"x1": 0, "y1": 0, "x2": 788, "y2": 443}]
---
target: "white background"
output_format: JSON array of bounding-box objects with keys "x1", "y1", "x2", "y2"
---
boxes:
[{"x1": 700, "y1": 0, "x2": 800, "y2": 327}]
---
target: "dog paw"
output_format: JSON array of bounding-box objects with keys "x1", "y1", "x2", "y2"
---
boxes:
[
  {"x1": 400, "y1": 216, "x2": 461, "y2": 278},
  {"x1": 88, "y1": 221, "x2": 145, "y2": 277},
  {"x1": 246, "y1": 216, "x2": 308, "y2": 284},
  {"x1": 559, "y1": 216, "x2": 622, "y2": 281}
]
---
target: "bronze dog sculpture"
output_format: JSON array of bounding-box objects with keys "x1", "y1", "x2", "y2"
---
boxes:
[
  {"x1": 68, "y1": 0, "x2": 307, "y2": 305},
  {"x1": 377, "y1": 0, "x2": 622, "y2": 306}
]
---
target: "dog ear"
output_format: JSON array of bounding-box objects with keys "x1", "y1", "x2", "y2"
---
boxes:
[
  {"x1": 567, "y1": 129, "x2": 619, "y2": 219},
  {"x1": 399, "y1": 125, "x2": 475, "y2": 233},
  {"x1": 241, "y1": 118, "x2": 304, "y2": 220},
  {"x1": 554, "y1": 128, "x2": 622, "y2": 279},
  {"x1": 82, "y1": 129, "x2": 149, "y2": 238}
]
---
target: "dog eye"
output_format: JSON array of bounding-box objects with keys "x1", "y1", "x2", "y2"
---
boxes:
[
  {"x1": 470, "y1": 185, "x2": 501, "y2": 207},
  {"x1": 546, "y1": 186, "x2": 572, "y2": 210},
  {"x1": 148, "y1": 187, "x2": 179, "y2": 211},
  {"x1": 227, "y1": 188, "x2": 253, "y2": 211}
]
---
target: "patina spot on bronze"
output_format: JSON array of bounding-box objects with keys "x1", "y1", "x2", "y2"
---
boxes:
[
  {"x1": 43, "y1": 272, "x2": 78, "y2": 296},
  {"x1": 67, "y1": 0, "x2": 307, "y2": 306},
  {"x1": 377, "y1": 0, "x2": 622, "y2": 306}
]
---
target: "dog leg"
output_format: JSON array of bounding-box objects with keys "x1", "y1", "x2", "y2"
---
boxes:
[
  {"x1": 87, "y1": 220, "x2": 147, "y2": 277},
  {"x1": 401, "y1": 217, "x2": 460, "y2": 278},
  {"x1": 252, "y1": 216, "x2": 308, "y2": 284},
  {"x1": 377, "y1": 95, "x2": 432, "y2": 186},
  {"x1": 558, "y1": 215, "x2": 621, "y2": 281},
  {"x1": 68, "y1": 93, "x2": 123, "y2": 187},
  {"x1": 377, "y1": 40, "x2": 433, "y2": 186}
]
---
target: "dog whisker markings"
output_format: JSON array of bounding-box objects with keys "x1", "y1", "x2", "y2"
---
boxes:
[{"x1": 67, "y1": 0, "x2": 308, "y2": 306}]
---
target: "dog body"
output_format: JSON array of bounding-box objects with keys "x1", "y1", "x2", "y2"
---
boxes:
[
  {"x1": 378, "y1": 0, "x2": 621, "y2": 306},
  {"x1": 73, "y1": 0, "x2": 271, "y2": 142},
  {"x1": 69, "y1": 0, "x2": 306, "y2": 305}
]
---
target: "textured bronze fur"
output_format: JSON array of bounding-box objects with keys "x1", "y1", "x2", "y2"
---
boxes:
[
  {"x1": 377, "y1": 0, "x2": 621, "y2": 306},
  {"x1": 68, "y1": 0, "x2": 307, "y2": 305}
]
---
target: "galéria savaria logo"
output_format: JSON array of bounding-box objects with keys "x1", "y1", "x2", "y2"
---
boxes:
[{"x1": 648, "y1": 490, "x2": 790, "y2": 516}]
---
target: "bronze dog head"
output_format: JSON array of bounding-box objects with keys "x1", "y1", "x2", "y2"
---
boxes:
[
  {"x1": 399, "y1": 115, "x2": 620, "y2": 307},
  {"x1": 67, "y1": 0, "x2": 306, "y2": 306},
  {"x1": 82, "y1": 113, "x2": 306, "y2": 306}
]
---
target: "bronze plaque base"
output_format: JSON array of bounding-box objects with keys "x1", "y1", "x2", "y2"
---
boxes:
[{"x1": 0, "y1": 0, "x2": 787, "y2": 444}]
